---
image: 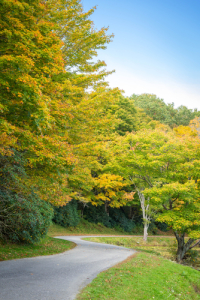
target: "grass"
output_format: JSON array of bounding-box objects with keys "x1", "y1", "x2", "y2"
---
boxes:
[
  {"x1": 48, "y1": 219, "x2": 130, "y2": 236},
  {"x1": 0, "y1": 236, "x2": 75, "y2": 261},
  {"x1": 84, "y1": 236, "x2": 178, "y2": 259},
  {"x1": 84, "y1": 236, "x2": 200, "y2": 270},
  {"x1": 77, "y1": 252, "x2": 200, "y2": 300},
  {"x1": 0, "y1": 220, "x2": 129, "y2": 261}
]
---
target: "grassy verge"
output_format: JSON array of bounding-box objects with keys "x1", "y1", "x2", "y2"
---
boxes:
[
  {"x1": 0, "y1": 219, "x2": 130, "y2": 261},
  {"x1": 0, "y1": 236, "x2": 75, "y2": 261},
  {"x1": 84, "y1": 236, "x2": 178, "y2": 259},
  {"x1": 0, "y1": 219, "x2": 130, "y2": 262},
  {"x1": 48, "y1": 219, "x2": 130, "y2": 236},
  {"x1": 77, "y1": 252, "x2": 200, "y2": 300},
  {"x1": 84, "y1": 236, "x2": 200, "y2": 270}
]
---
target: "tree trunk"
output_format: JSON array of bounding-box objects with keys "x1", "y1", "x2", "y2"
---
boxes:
[
  {"x1": 129, "y1": 206, "x2": 133, "y2": 219},
  {"x1": 143, "y1": 223, "x2": 148, "y2": 242},
  {"x1": 81, "y1": 204, "x2": 84, "y2": 218},
  {"x1": 174, "y1": 231, "x2": 195, "y2": 263},
  {"x1": 105, "y1": 202, "x2": 109, "y2": 216},
  {"x1": 136, "y1": 189, "x2": 151, "y2": 242}
]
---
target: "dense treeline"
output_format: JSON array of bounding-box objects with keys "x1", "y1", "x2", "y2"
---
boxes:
[
  {"x1": 131, "y1": 94, "x2": 200, "y2": 128},
  {"x1": 1, "y1": 0, "x2": 200, "y2": 262}
]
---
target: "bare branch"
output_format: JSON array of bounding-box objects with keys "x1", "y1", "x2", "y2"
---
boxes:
[{"x1": 189, "y1": 239, "x2": 200, "y2": 249}]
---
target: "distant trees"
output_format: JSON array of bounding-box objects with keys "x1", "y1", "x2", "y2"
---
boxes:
[
  {"x1": 130, "y1": 94, "x2": 200, "y2": 128},
  {"x1": 190, "y1": 117, "x2": 200, "y2": 137}
]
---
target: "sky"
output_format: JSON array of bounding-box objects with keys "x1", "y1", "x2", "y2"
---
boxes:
[{"x1": 81, "y1": 0, "x2": 200, "y2": 110}]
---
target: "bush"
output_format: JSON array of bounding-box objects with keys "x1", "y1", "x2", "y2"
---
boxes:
[
  {"x1": 84, "y1": 204, "x2": 112, "y2": 228},
  {"x1": 84, "y1": 204, "x2": 135, "y2": 232},
  {"x1": 109, "y1": 207, "x2": 135, "y2": 232},
  {"x1": 148, "y1": 221, "x2": 158, "y2": 235},
  {"x1": 53, "y1": 200, "x2": 80, "y2": 227},
  {"x1": 0, "y1": 189, "x2": 53, "y2": 244},
  {"x1": 132, "y1": 225, "x2": 143, "y2": 235},
  {"x1": 183, "y1": 249, "x2": 199, "y2": 263}
]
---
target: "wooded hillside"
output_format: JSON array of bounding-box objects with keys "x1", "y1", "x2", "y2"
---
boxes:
[{"x1": 0, "y1": 0, "x2": 200, "y2": 263}]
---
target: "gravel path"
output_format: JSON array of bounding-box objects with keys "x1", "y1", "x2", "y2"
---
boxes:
[{"x1": 0, "y1": 236, "x2": 136, "y2": 300}]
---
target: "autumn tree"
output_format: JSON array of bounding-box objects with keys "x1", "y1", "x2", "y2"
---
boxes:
[
  {"x1": 0, "y1": 0, "x2": 119, "y2": 205},
  {"x1": 190, "y1": 117, "x2": 200, "y2": 137},
  {"x1": 1, "y1": 0, "x2": 131, "y2": 241},
  {"x1": 0, "y1": 0, "x2": 73, "y2": 204},
  {"x1": 112, "y1": 128, "x2": 200, "y2": 260}
]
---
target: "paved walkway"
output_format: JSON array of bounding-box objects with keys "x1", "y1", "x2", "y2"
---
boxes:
[{"x1": 0, "y1": 236, "x2": 135, "y2": 300}]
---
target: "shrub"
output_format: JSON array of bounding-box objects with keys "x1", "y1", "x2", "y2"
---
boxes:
[
  {"x1": 109, "y1": 207, "x2": 135, "y2": 232},
  {"x1": 0, "y1": 189, "x2": 53, "y2": 244},
  {"x1": 84, "y1": 204, "x2": 135, "y2": 232},
  {"x1": 148, "y1": 221, "x2": 158, "y2": 235},
  {"x1": 183, "y1": 249, "x2": 199, "y2": 263},
  {"x1": 84, "y1": 203, "x2": 112, "y2": 227},
  {"x1": 53, "y1": 200, "x2": 80, "y2": 227}
]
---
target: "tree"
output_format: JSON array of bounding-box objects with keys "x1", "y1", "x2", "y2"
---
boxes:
[
  {"x1": 190, "y1": 117, "x2": 200, "y2": 137},
  {"x1": 92, "y1": 173, "x2": 130, "y2": 214},
  {"x1": 130, "y1": 94, "x2": 200, "y2": 128},
  {"x1": 173, "y1": 125, "x2": 198, "y2": 137},
  {"x1": 1, "y1": 0, "x2": 128, "y2": 241},
  {"x1": 0, "y1": 0, "x2": 118, "y2": 206},
  {"x1": 130, "y1": 94, "x2": 173, "y2": 126},
  {"x1": 109, "y1": 128, "x2": 200, "y2": 260},
  {"x1": 175, "y1": 105, "x2": 200, "y2": 127},
  {"x1": 107, "y1": 95, "x2": 137, "y2": 136}
]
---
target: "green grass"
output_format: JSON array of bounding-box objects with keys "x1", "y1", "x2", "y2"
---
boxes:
[
  {"x1": 84, "y1": 236, "x2": 200, "y2": 270},
  {"x1": 84, "y1": 236, "x2": 177, "y2": 259},
  {"x1": 48, "y1": 219, "x2": 130, "y2": 236},
  {"x1": 0, "y1": 236, "x2": 75, "y2": 261},
  {"x1": 77, "y1": 252, "x2": 200, "y2": 300},
  {"x1": 0, "y1": 220, "x2": 129, "y2": 261}
]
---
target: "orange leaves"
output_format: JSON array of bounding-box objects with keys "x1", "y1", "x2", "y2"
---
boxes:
[
  {"x1": 0, "y1": 0, "x2": 124, "y2": 207},
  {"x1": 0, "y1": 132, "x2": 17, "y2": 156},
  {"x1": 123, "y1": 192, "x2": 135, "y2": 201}
]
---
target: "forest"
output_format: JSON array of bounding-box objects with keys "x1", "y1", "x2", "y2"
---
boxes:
[{"x1": 1, "y1": 0, "x2": 200, "y2": 263}]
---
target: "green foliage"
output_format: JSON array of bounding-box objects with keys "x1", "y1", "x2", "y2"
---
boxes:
[
  {"x1": 109, "y1": 96, "x2": 137, "y2": 135},
  {"x1": 53, "y1": 200, "x2": 80, "y2": 227},
  {"x1": 183, "y1": 249, "x2": 199, "y2": 263},
  {"x1": 155, "y1": 222, "x2": 169, "y2": 232},
  {"x1": 1, "y1": 0, "x2": 200, "y2": 251},
  {"x1": 48, "y1": 219, "x2": 128, "y2": 236},
  {"x1": 131, "y1": 93, "x2": 200, "y2": 128},
  {"x1": 84, "y1": 204, "x2": 112, "y2": 228},
  {"x1": 0, "y1": 189, "x2": 53, "y2": 244},
  {"x1": 0, "y1": 149, "x2": 27, "y2": 194},
  {"x1": 109, "y1": 208, "x2": 135, "y2": 232},
  {"x1": 84, "y1": 204, "x2": 135, "y2": 232},
  {"x1": 111, "y1": 127, "x2": 200, "y2": 259}
]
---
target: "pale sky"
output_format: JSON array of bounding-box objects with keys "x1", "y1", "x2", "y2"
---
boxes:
[{"x1": 81, "y1": 0, "x2": 200, "y2": 110}]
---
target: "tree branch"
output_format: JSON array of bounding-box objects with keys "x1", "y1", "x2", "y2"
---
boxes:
[{"x1": 189, "y1": 239, "x2": 200, "y2": 249}]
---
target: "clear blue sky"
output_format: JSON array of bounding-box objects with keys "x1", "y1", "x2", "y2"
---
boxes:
[{"x1": 81, "y1": 0, "x2": 200, "y2": 110}]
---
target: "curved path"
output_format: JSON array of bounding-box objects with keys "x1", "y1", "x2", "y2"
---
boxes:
[{"x1": 0, "y1": 236, "x2": 135, "y2": 300}]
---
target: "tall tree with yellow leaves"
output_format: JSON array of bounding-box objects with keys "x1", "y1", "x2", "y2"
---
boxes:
[
  {"x1": 109, "y1": 128, "x2": 200, "y2": 260},
  {"x1": 0, "y1": 0, "x2": 120, "y2": 206}
]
